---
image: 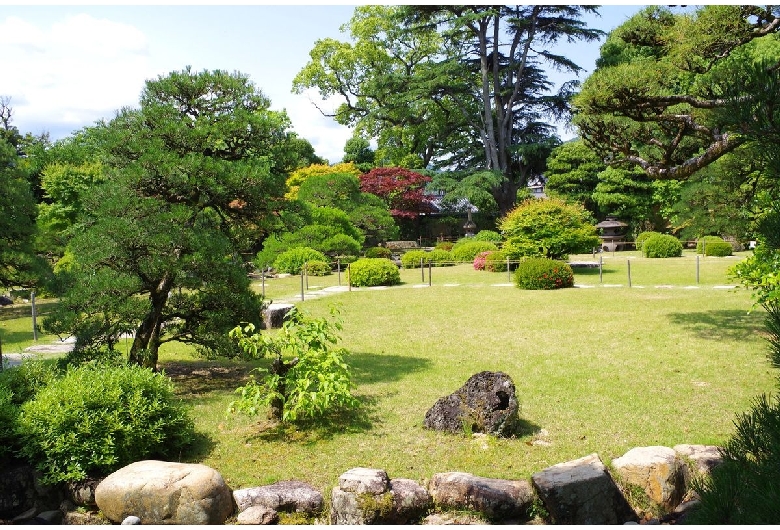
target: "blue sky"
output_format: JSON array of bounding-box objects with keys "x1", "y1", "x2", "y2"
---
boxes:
[{"x1": 1, "y1": 4, "x2": 648, "y2": 164}]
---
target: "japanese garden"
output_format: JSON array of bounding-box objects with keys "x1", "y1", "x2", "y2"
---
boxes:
[{"x1": 1, "y1": 5, "x2": 780, "y2": 525}]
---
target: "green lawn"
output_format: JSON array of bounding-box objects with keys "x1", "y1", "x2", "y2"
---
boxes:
[
  {"x1": 159, "y1": 252, "x2": 775, "y2": 494},
  {"x1": 3, "y1": 253, "x2": 773, "y2": 497}
]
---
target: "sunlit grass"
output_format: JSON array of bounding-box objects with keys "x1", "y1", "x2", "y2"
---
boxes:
[
  {"x1": 3, "y1": 255, "x2": 773, "y2": 497},
  {"x1": 170, "y1": 257, "x2": 774, "y2": 493}
]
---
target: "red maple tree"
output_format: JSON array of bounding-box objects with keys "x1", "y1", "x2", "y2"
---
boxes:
[{"x1": 358, "y1": 167, "x2": 435, "y2": 219}]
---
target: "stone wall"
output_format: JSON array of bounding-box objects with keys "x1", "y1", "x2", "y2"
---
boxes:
[{"x1": 2, "y1": 443, "x2": 722, "y2": 525}]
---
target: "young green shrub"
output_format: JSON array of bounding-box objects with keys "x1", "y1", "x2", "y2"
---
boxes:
[
  {"x1": 514, "y1": 257, "x2": 574, "y2": 290},
  {"x1": 0, "y1": 386, "x2": 18, "y2": 458},
  {"x1": 0, "y1": 358, "x2": 60, "y2": 405},
  {"x1": 15, "y1": 364, "x2": 195, "y2": 484},
  {"x1": 472, "y1": 230, "x2": 502, "y2": 243},
  {"x1": 427, "y1": 249, "x2": 453, "y2": 266},
  {"x1": 499, "y1": 198, "x2": 600, "y2": 260},
  {"x1": 484, "y1": 250, "x2": 509, "y2": 272},
  {"x1": 401, "y1": 249, "x2": 429, "y2": 269},
  {"x1": 229, "y1": 307, "x2": 359, "y2": 423},
  {"x1": 348, "y1": 258, "x2": 401, "y2": 287},
  {"x1": 635, "y1": 231, "x2": 661, "y2": 251},
  {"x1": 364, "y1": 246, "x2": 393, "y2": 259},
  {"x1": 451, "y1": 240, "x2": 498, "y2": 262},
  {"x1": 697, "y1": 236, "x2": 733, "y2": 257},
  {"x1": 273, "y1": 247, "x2": 328, "y2": 274},
  {"x1": 642, "y1": 234, "x2": 683, "y2": 258},
  {"x1": 304, "y1": 260, "x2": 332, "y2": 276}
]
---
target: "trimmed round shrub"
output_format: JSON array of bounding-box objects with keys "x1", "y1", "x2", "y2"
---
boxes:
[
  {"x1": 273, "y1": 247, "x2": 328, "y2": 274},
  {"x1": 321, "y1": 234, "x2": 361, "y2": 258},
  {"x1": 435, "y1": 241, "x2": 454, "y2": 251},
  {"x1": 643, "y1": 233, "x2": 683, "y2": 258},
  {"x1": 635, "y1": 231, "x2": 662, "y2": 251},
  {"x1": 364, "y1": 246, "x2": 393, "y2": 259},
  {"x1": 472, "y1": 230, "x2": 502, "y2": 243},
  {"x1": 348, "y1": 258, "x2": 401, "y2": 287},
  {"x1": 15, "y1": 364, "x2": 195, "y2": 484},
  {"x1": 514, "y1": 257, "x2": 574, "y2": 290},
  {"x1": 427, "y1": 249, "x2": 453, "y2": 266},
  {"x1": 401, "y1": 249, "x2": 429, "y2": 269},
  {"x1": 451, "y1": 240, "x2": 498, "y2": 262},
  {"x1": 697, "y1": 236, "x2": 733, "y2": 256},
  {"x1": 484, "y1": 250, "x2": 509, "y2": 272},
  {"x1": 304, "y1": 260, "x2": 332, "y2": 276}
]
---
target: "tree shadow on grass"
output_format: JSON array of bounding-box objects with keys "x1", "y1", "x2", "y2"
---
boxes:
[
  {"x1": 161, "y1": 359, "x2": 264, "y2": 397},
  {"x1": 667, "y1": 309, "x2": 766, "y2": 342},
  {"x1": 347, "y1": 351, "x2": 432, "y2": 385},
  {"x1": 244, "y1": 394, "x2": 381, "y2": 445},
  {"x1": 179, "y1": 430, "x2": 218, "y2": 464}
]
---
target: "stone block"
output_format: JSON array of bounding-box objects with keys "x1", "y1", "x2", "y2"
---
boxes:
[{"x1": 532, "y1": 453, "x2": 638, "y2": 524}]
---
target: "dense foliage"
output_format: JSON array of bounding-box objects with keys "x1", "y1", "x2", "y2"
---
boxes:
[
  {"x1": 635, "y1": 231, "x2": 661, "y2": 251},
  {"x1": 273, "y1": 247, "x2": 329, "y2": 275},
  {"x1": 294, "y1": 5, "x2": 601, "y2": 215},
  {"x1": 229, "y1": 308, "x2": 359, "y2": 423},
  {"x1": 364, "y1": 246, "x2": 393, "y2": 259},
  {"x1": 400, "y1": 250, "x2": 430, "y2": 269},
  {"x1": 642, "y1": 234, "x2": 683, "y2": 258},
  {"x1": 696, "y1": 236, "x2": 733, "y2": 257},
  {"x1": 450, "y1": 240, "x2": 498, "y2": 262},
  {"x1": 514, "y1": 258, "x2": 574, "y2": 290},
  {"x1": 499, "y1": 198, "x2": 600, "y2": 260},
  {"x1": 43, "y1": 68, "x2": 299, "y2": 368},
  {"x1": 472, "y1": 230, "x2": 502, "y2": 243},
  {"x1": 358, "y1": 167, "x2": 434, "y2": 219},
  {"x1": 15, "y1": 364, "x2": 194, "y2": 484},
  {"x1": 304, "y1": 260, "x2": 332, "y2": 277},
  {"x1": 348, "y1": 258, "x2": 401, "y2": 287}
]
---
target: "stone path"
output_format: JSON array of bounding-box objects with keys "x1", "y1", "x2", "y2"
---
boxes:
[{"x1": 2, "y1": 337, "x2": 75, "y2": 368}]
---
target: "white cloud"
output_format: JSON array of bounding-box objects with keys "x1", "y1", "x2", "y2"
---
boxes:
[
  {"x1": 1, "y1": 14, "x2": 152, "y2": 135},
  {"x1": 284, "y1": 90, "x2": 353, "y2": 165}
]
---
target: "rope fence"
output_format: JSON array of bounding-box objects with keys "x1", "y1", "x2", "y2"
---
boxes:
[{"x1": 260, "y1": 252, "x2": 739, "y2": 302}]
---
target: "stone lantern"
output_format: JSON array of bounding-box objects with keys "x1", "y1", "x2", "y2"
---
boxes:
[
  {"x1": 596, "y1": 216, "x2": 628, "y2": 252},
  {"x1": 463, "y1": 210, "x2": 477, "y2": 237}
]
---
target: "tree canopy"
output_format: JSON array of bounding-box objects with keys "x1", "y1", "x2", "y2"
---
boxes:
[
  {"x1": 295, "y1": 5, "x2": 603, "y2": 215},
  {"x1": 45, "y1": 68, "x2": 296, "y2": 368},
  {"x1": 573, "y1": 6, "x2": 780, "y2": 180}
]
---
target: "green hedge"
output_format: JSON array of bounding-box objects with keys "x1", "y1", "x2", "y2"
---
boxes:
[
  {"x1": 305, "y1": 260, "x2": 332, "y2": 276},
  {"x1": 364, "y1": 246, "x2": 393, "y2": 259},
  {"x1": 401, "y1": 250, "x2": 429, "y2": 269},
  {"x1": 16, "y1": 364, "x2": 195, "y2": 484},
  {"x1": 451, "y1": 240, "x2": 498, "y2": 262},
  {"x1": 514, "y1": 257, "x2": 574, "y2": 290},
  {"x1": 642, "y1": 234, "x2": 683, "y2": 258},
  {"x1": 635, "y1": 231, "x2": 662, "y2": 251},
  {"x1": 273, "y1": 247, "x2": 328, "y2": 274},
  {"x1": 348, "y1": 258, "x2": 401, "y2": 287},
  {"x1": 697, "y1": 236, "x2": 733, "y2": 256}
]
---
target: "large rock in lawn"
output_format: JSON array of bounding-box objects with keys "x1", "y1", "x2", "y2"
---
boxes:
[
  {"x1": 673, "y1": 444, "x2": 723, "y2": 476},
  {"x1": 611, "y1": 446, "x2": 686, "y2": 511},
  {"x1": 532, "y1": 453, "x2": 638, "y2": 525},
  {"x1": 95, "y1": 460, "x2": 234, "y2": 525},
  {"x1": 428, "y1": 472, "x2": 534, "y2": 522},
  {"x1": 423, "y1": 371, "x2": 520, "y2": 436}
]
